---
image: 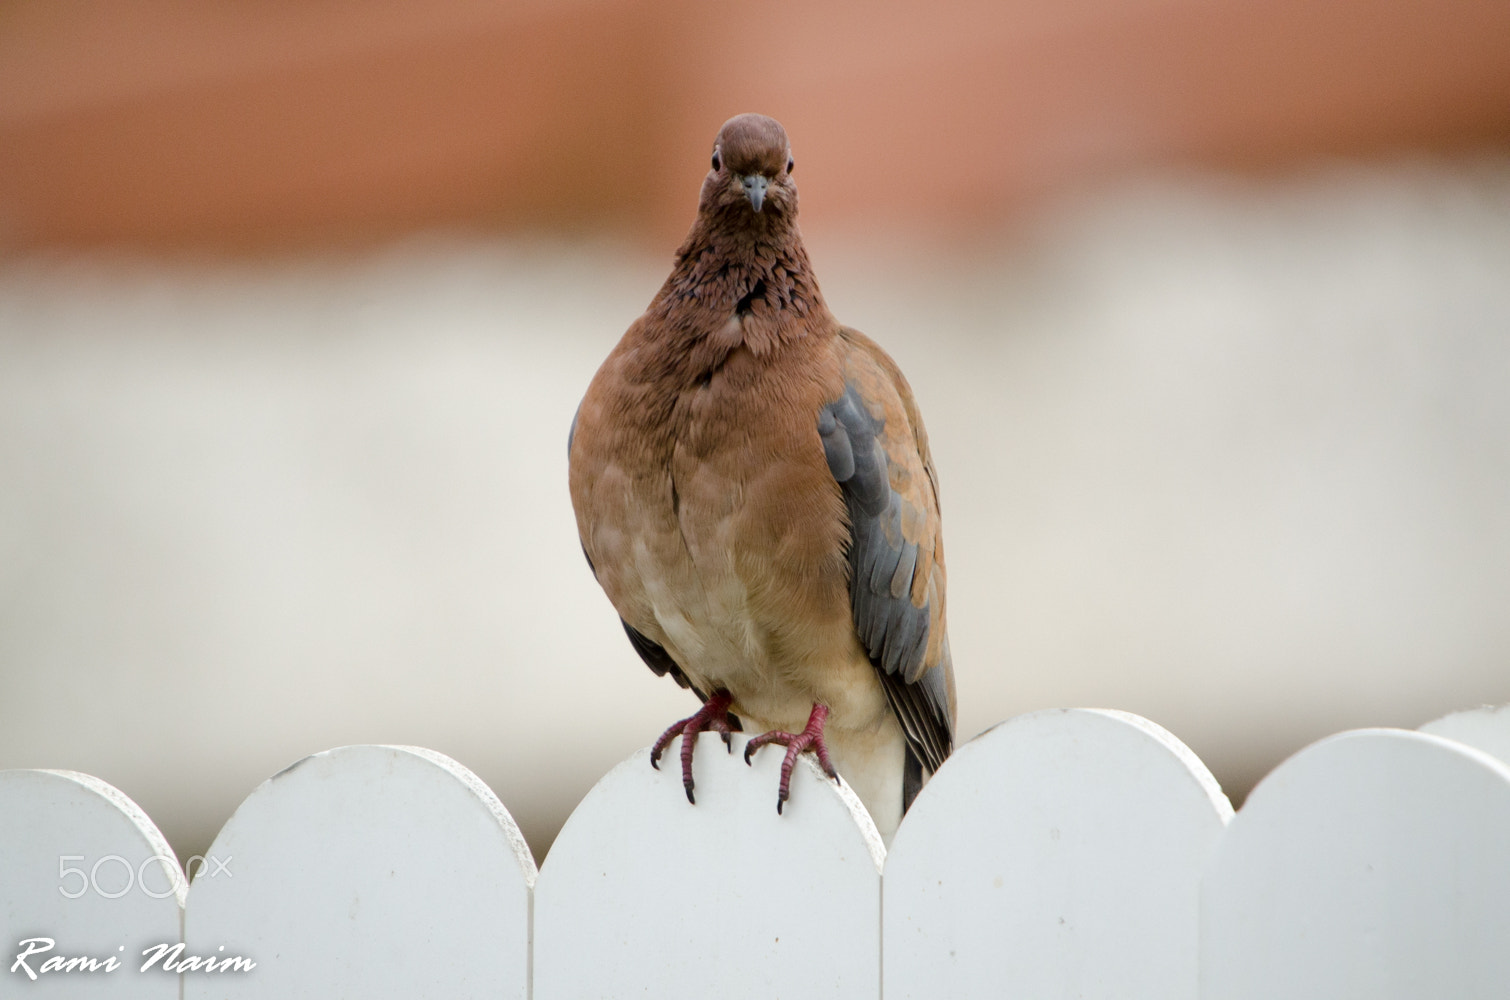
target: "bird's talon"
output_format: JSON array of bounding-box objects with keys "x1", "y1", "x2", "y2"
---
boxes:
[
  {"x1": 742, "y1": 703, "x2": 836, "y2": 815},
  {"x1": 646, "y1": 690, "x2": 735, "y2": 806}
]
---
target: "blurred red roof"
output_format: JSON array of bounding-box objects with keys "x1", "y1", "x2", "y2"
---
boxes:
[{"x1": 2, "y1": 0, "x2": 1508, "y2": 253}]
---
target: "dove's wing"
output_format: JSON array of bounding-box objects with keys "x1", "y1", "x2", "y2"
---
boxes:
[{"x1": 820, "y1": 328, "x2": 956, "y2": 805}]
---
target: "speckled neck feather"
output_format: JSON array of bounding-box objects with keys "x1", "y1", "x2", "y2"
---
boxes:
[{"x1": 650, "y1": 215, "x2": 828, "y2": 357}]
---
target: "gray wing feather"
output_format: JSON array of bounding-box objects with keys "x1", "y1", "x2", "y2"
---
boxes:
[{"x1": 820, "y1": 382, "x2": 953, "y2": 777}]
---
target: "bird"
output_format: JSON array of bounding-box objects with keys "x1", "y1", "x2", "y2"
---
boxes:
[{"x1": 567, "y1": 113, "x2": 954, "y2": 844}]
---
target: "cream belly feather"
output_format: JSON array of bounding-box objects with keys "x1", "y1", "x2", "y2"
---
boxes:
[{"x1": 621, "y1": 484, "x2": 909, "y2": 843}]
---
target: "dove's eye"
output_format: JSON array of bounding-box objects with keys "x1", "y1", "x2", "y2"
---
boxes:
[
  {"x1": 787, "y1": 156, "x2": 795, "y2": 174},
  {"x1": 711, "y1": 151, "x2": 721, "y2": 171}
]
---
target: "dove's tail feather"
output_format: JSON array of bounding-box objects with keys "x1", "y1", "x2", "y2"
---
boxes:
[{"x1": 902, "y1": 748, "x2": 925, "y2": 814}]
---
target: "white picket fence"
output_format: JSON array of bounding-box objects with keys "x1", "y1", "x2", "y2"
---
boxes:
[{"x1": 3, "y1": 705, "x2": 1509, "y2": 999}]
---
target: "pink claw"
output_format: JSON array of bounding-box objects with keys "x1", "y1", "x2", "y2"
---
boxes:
[
  {"x1": 742, "y1": 703, "x2": 840, "y2": 813},
  {"x1": 650, "y1": 690, "x2": 737, "y2": 804}
]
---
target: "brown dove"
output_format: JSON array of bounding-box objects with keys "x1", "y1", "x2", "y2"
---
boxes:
[{"x1": 568, "y1": 113, "x2": 955, "y2": 843}]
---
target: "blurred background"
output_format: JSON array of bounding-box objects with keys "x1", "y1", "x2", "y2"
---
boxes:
[{"x1": 2, "y1": 0, "x2": 1509, "y2": 864}]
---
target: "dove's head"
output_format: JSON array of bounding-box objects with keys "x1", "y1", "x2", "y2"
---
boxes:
[{"x1": 702, "y1": 113, "x2": 796, "y2": 223}]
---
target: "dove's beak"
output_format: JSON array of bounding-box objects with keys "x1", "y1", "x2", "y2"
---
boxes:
[{"x1": 741, "y1": 174, "x2": 768, "y2": 213}]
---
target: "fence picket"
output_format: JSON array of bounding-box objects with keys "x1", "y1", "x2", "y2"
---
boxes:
[
  {"x1": 883, "y1": 708, "x2": 1232, "y2": 999},
  {"x1": 181, "y1": 744, "x2": 534, "y2": 999},
  {"x1": 1200, "y1": 728, "x2": 1510, "y2": 999},
  {"x1": 533, "y1": 732, "x2": 884, "y2": 1000},
  {"x1": 1420, "y1": 703, "x2": 1510, "y2": 766},
  {"x1": 0, "y1": 769, "x2": 182, "y2": 998}
]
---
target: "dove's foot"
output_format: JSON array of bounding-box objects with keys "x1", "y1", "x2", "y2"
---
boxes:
[
  {"x1": 742, "y1": 702, "x2": 840, "y2": 813},
  {"x1": 650, "y1": 689, "x2": 738, "y2": 804}
]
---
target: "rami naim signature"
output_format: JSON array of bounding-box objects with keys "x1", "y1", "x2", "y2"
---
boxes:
[{"x1": 10, "y1": 938, "x2": 256, "y2": 979}]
